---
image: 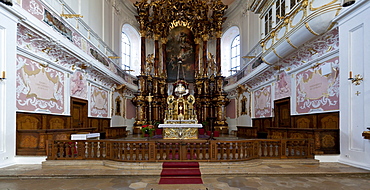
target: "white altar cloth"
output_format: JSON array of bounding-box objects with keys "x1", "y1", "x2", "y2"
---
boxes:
[
  {"x1": 71, "y1": 133, "x2": 100, "y2": 140},
  {"x1": 158, "y1": 124, "x2": 202, "y2": 128}
]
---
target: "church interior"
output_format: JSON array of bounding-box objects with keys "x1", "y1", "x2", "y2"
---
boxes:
[{"x1": 1, "y1": 0, "x2": 370, "y2": 189}]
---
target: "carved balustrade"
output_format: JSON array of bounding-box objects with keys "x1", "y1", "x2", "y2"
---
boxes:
[{"x1": 47, "y1": 139, "x2": 314, "y2": 162}]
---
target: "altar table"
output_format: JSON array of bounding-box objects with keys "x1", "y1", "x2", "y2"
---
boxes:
[{"x1": 158, "y1": 124, "x2": 202, "y2": 139}]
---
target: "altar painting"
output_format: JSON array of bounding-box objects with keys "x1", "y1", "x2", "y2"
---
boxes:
[
  {"x1": 166, "y1": 27, "x2": 195, "y2": 82},
  {"x1": 296, "y1": 57, "x2": 339, "y2": 113},
  {"x1": 16, "y1": 55, "x2": 64, "y2": 113}
]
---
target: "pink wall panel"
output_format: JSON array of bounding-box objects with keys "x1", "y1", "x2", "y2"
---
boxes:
[
  {"x1": 296, "y1": 57, "x2": 339, "y2": 113},
  {"x1": 275, "y1": 71, "x2": 291, "y2": 100},
  {"x1": 126, "y1": 99, "x2": 136, "y2": 119},
  {"x1": 16, "y1": 55, "x2": 65, "y2": 113},
  {"x1": 226, "y1": 99, "x2": 236, "y2": 119},
  {"x1": 90, "y1": 85, "x2": 109, "y2": 117},
  {"x1": 254, "y1": 85, "x2": 272, "y2": 118},
  {"x1": 70, "y1": 71, "x2": 88, "y2": 99}
]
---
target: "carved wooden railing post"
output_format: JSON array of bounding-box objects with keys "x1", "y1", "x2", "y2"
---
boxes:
[
  {"x1": 210, "y1": 141, "x2": 217, "y2": 161},
  {"x1": 280, "y1": 139, "x2": 286, "y2": 158}
]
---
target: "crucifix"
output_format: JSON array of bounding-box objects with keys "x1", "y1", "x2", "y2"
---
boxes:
[{"x1": 147, "y1": 93, "x2": 153, "y2": 123}]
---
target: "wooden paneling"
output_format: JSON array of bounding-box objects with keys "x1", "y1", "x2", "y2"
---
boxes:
[
  {"x1": 316, "y1": 129, "x2": 340, "y2": 154},
  {"x1": 16, "y1": 112, "x2": 110, "y2": 156},
  {"x1": 267, "y1": 128, "x2": 339, "y2": 154},
  {"x1": 318, "y1": 112, "x2": 339, "y2": 129},
  {"x1": 236, "y1": 126, "x2": 257, "y2": 138},
  {"x1": 294, "y1": 116, "x2": 313, "y2": 128},
  {"x1": 49, "y1": 116, "x2": 69, "y2": 129},
  {"x1": 105, "y1": 126, "x2": 127, "y2": 139},
  {"x1": 16, "y1": 128, "x2": 96, "y2": 155},
  {"x1": 252, "y1": 117, "x2": 272, "y2": 132},
  {"x1": 247, "y1": 112, "x2": 339, "y2": 154},
  {"x1": 89, "y1": 117, "x2": 110, "y2": 132},
  {"x1": 17, "y1": 115, "x2": 41, "y2": 129}
]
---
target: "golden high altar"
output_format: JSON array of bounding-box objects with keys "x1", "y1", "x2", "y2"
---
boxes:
[
  {"x1": 159, "y1": 80, "x2": 201, "y2": 139},
  {"x1": 131, "y1": 0, "x2": 229, "y2": 135}
]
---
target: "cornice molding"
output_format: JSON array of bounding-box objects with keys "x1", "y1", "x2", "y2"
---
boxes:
[
  {"x1": 119, "y1": 0, "x2": 137, "y2": 16},
  {"x1": 225, "y1": 0, "x2": 246, "y2": 18}
]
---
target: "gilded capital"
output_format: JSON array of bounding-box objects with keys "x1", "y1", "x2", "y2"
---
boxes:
[
  {"x1": 202, "y1": 34, "x2": 209, "y2": 41},
  {"x1": 139, "y1": 30, "x2": 146, "y2": 37},
  {"x1": 153, "y1": 34, "x2": 160, "y2": 40},
  {"x1": 215, "y1": 31, "x2": 223, "y2": 38},
  {"x1": 194, "y1": 38, "x2": 201, "y2": 44},
  {"x1": 161, "y1": 37, "x2": 168, "y2": 44}
]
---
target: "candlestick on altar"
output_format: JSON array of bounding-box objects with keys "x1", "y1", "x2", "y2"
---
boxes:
[
  {"x1": 1, "y1": 71, "x2": 5, "y2": 79},
  {"x1": 349, "y1": 71, "x2": 353, "y2": 79}
]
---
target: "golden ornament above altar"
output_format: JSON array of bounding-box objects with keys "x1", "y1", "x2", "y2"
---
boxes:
[{"x1": 164, "y1": 80, "x2": 197, "y2": 124}]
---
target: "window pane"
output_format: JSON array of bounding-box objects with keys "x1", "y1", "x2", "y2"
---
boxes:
[
  {"x1": 121, "y1": 32, "x2": 131, "y2": 70},
  {"x1": 230, "y1": 35, "x2": 240, "y2": 75}
]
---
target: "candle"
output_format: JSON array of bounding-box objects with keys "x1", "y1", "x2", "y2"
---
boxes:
[
  {"x1": 1, "y1": 71, "x2": 4, "y2": 79},
  {"x1": 349, "y1": 71, "x2": 353, "y2": 78}
]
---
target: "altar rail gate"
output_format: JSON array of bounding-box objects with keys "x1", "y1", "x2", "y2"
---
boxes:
[{"x1": 47, "y1": 139, "x2": 314, "y2": 162}]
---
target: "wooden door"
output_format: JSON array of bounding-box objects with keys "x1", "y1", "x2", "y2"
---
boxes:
[
  {"x1": 71, "y1": 97, "x2": 88, "y2": 128},
  {"x1": 274, "y1": 98, "x2": 291, "y2": 128}
]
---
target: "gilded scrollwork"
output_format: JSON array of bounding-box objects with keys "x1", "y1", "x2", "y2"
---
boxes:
[
  {"x1": 163, "y1": 128, "x2": 198, "y2": 139},
  {"x1": 134, "y1": 0, "x2": 227, "y2": 40}
]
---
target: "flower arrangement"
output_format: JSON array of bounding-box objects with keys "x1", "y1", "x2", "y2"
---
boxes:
[{"x1": 141, "y1": 124, "x2": 155, "y2": 137}]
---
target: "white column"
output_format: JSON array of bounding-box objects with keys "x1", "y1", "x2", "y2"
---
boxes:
[
  {"x1": 335, "y1": 0, "x2": 370, "y2": 170},
  {"x1": 0, "y1": 5, "x2": 19, "y2": 167}
]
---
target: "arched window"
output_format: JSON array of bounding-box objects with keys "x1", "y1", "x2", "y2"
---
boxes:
[
  {"x1": 121, "y1": 32, "x2": 131, "y2": 71},
  {"x1": 230, "y1": 35, "x2": 240, "y2": 75},
  {"x1": 221, "y1": 26, "x2": 240, "y2": 77},
  {"x1": 121, "y1": 24, "x2": 140, "y2": 76}
]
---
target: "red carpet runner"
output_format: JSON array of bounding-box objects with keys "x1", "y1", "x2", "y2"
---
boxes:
[{"x1": 159, "y1": 162, "x2": 203, "y2": 184}]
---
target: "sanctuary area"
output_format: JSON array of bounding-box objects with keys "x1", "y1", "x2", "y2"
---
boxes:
[{"x1": 0, "y1": 0, "x2": 370, "y2": 172}]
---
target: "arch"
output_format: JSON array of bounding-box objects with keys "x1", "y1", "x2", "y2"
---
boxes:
[
  {"x1": 122, "y1": 24, "x2": 141, "y2": 76},
  {"x1": 221, "y1": 26, "x2": 240, "y2": 77}
]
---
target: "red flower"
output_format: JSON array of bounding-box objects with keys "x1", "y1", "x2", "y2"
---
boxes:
[{"x1": 141, "y1": 124, "x2": 155, "y2": 136}]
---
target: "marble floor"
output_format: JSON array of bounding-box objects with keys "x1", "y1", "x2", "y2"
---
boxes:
[
  {"x1": 1, "y1": 175, "x2": 370, "y2": 190},
  {"x1": 0, "y1": 159, "x2": 370, "y2": 190}
]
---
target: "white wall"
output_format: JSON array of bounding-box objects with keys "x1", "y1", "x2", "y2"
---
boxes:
[
  {"x1": 60, "y1": 0, "x2": 138, "y2": 55},
  {"x1": 241, "y1": 11, "x2": 261, "y2": 56},
  {"x1": 0, "y1": 5, "x2": 19, "y2": 167},
  {"x1": 103, "y1": 0, "x2": 113, "y2": 49},
  {"x1": 335, "y1": 0, "x2": 370, "y2": 170},
  {"x1": 81, "y1": 0, "x2": 103, "y2": 38}
]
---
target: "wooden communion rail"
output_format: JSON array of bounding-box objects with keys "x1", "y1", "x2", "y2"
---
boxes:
[{"x1": 47, "y1": 139, "x2": 314, "y2": 162}]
